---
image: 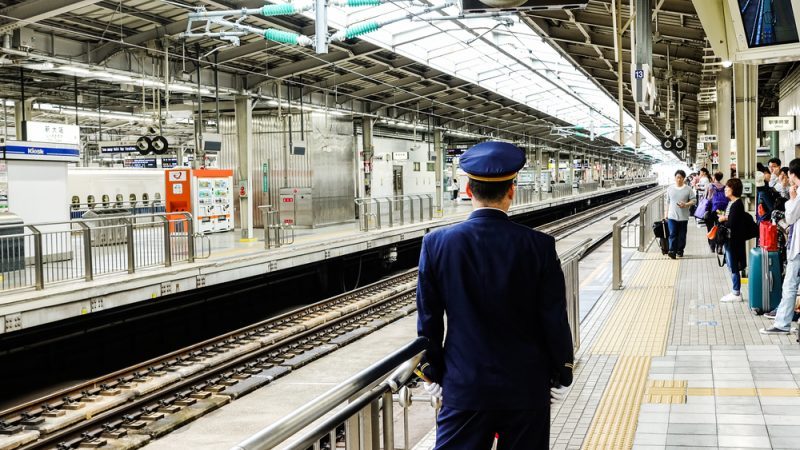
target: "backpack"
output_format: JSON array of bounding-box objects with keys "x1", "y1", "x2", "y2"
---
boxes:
[{"x1": 710, "y1": 185, "x2": 728, "y2": 213}]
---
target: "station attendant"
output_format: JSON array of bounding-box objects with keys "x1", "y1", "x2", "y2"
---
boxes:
[{"x1": 416, "y1": 141, "x2": 574, "y2": 449}]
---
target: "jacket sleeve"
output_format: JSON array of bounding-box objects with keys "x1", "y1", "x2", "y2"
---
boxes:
[
  {"x1": 728, "y1": 200, "x2": 749, "y2": 240},
  {"x1": 785, "y1": 197, "x2": 800, "y2": 225},
  {"x1": 416, "y1": 235, "x2": 445, "y2": 383},
  {"x1": 537, "y1": 235, "x2": 574, "y2": 385}
]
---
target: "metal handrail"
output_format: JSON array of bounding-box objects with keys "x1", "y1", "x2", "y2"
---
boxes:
[
  {"x1": 0, "y1": 212, "x2": 199, "y2": 292},
  {"x1": 231, "y1": 337, "x2": 428, "y2": 450},
  {"x1": 355, "y1": 194, "x2": 434, "y2": 231}
]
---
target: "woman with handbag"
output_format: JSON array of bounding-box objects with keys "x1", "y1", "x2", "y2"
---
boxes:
[
  {"x1": 704, "y1": 172, "x2": 727, "y2": 252},
  {"x1": 718, "y1": 178, "x2": 756, "y2": 302}
]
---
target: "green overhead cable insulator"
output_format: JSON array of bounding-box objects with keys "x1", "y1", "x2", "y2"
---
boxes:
[
  {"x1": 261, "y1": 4, "x2": 297, "y2": 16},
  {"x1": 347, "y1": 0, "x2": 381, "y2": 6},
  {"x1": 345, "y1": 21, "x2": 380, "y2": 39},
  {"x1": 264, "y1": 28, "x2": 300, "y2": 44}
]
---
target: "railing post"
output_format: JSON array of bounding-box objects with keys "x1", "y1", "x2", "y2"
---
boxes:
[
  {"x1": 77, "y1": 222, "x2": 93, "y2": 281},
  {"x1": 399, "y1": 197, "x2": 405, "y2": 226},
  {"x1": 427, "y1": 194, "x2": 433, "y2": 220},
  {"x1": 382, "y1": 391, "x2": 394, "y2": 450},
  {"x1": 409, "y1": 196, "x2": 416, "y2": 224},
  {"x1": 185, "y1": 213, "x2": 195, "y2": 263},
  {"x1": 125, "y1": 218, "x2": 135, "y2": 274},
  {"x1": 638, "y1": 205, "x2": 647, "y2": 252},
  {"x1": 28, "y1": 225, "x2": 44, "y2": 290},
  {"x1": 345, "y1": 414, "x2": 361, "y2": 450},
  {"x1": 612, "y1": 215, "x2": 628, "y2": 290},
  {"x1": 162, "y1": 216, "x2": 172, "y2": 267},
  {"x1": 375, "y1": 199, "x2": 382, "y2": 230}
]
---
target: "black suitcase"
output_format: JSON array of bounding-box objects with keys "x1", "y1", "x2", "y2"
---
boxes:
[
  {"x1": 658, "y1": 237, "x2": 669, "y2": 255},
  {"x1": 653, "y1": 220, "x2": 668, "y2": 254}
]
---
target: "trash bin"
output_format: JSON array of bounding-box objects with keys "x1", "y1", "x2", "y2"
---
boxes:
[
  {"x1": 82, "y1": 209, "x2": 131, "y2": 246},
  {"x1": 0, "y1": 213, "x2": 24, "y2": 272}
]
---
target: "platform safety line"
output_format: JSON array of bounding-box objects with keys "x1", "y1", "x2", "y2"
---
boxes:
[
  {"x1": 582, "y1": 355, "x2": 651, "y2": 450},
  {"x1": 581, "y1": 258, "x2": 679, "y2": 450}
]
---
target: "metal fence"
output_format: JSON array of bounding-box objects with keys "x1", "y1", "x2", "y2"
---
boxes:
[
  {"x1": 578, "y1": 182, "x2": 599, "y2": 193},
  {"x1": 69, "y1": 202, "x2": 167, "y2": 220},
  {"x1": 258, "y1": 205, "x2": 295, "y2": 249},
  {"x1": 231, "y1": 240, "x2": 590, "y2": 450},
  {"x1": 355, "y1": 194, "x2": 434, "y2": 231},
  {"x1": 0, "y1": 212, "x2": 199, "y2": 292},
  {"x1": 638, "y1": 190, "x2": 667, "y2": 251},
  {"x1": 512, "y1": 184, "x2": 537, "y2": 206},
  {"x1": 551, "y1": 183, "x2": 574, "y2": 199}
]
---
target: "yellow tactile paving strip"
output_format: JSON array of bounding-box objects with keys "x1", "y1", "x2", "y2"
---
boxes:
[
  {"x1": 590, "y1": 260, "x2": 679, "y2": 356},
  {"x1": 643, "y1": 380, "x2": 688, "y2": 404},
  {"x1": 583, "y1": 355, "x2": 651, "y2": 450},
  {"x1": 582, "y1": 258, "x2": 680, "y2": 450}
]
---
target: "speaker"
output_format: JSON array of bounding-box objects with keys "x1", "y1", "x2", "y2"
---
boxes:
[
  {"x1": 664, "y1": 129, "x2": 673, "y2": 139},
  {"x1": 661, "y1": 138, "x2": 673, "y2": 150},
  {"x1": 136, "y1": 136, "x2": 152, "y2": 155},
  {"x1": 152, "y1": 136, "x2": 169, "y2": 155},
  {"x1": 674, "y1": 137, "x2": 687, "y2": 150}
]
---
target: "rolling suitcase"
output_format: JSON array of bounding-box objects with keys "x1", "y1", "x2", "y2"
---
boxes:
[
  {"x1": 653, "y1": 220, "x2": 668, "y2": 255},
  {"x1": 748, "y1": 246, "x2": 782, "y2": 315}
]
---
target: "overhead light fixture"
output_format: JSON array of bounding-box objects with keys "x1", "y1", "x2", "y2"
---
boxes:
[{"x1": 721, "y1": 60, "x2": 733, "y2": 68}]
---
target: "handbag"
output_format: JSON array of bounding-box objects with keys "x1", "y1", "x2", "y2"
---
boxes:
[
  {"x1": 694, "y1": 198, "x2": 710, "y2": 220},
  {"x1": 707, "y1": 225, "x2": 718, "y2": 241}
]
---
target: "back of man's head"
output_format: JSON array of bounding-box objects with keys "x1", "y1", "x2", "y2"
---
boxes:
[
  {"x1": 469, "y1": 179, "x2": 514, "y2": 203},
  {"x1": 789, "y1": 159, "x2": 800, "y2": 178}
]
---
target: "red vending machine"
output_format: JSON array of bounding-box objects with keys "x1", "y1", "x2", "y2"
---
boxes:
[{"x1": 165, "y1": 169, "x2": 234, "y2": 233}]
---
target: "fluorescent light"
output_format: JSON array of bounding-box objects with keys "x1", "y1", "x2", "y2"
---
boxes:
[{"x1": 721, "y1": 60, "x2": 733, "y2": 68}]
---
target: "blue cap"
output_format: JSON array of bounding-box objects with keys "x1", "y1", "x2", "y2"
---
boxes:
[{"x1": 459, "y1": 141, "x2": 526, "y2": 182}]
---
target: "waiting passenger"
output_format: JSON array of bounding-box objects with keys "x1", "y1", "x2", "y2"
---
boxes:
[
  {"x1": 762, "y1": 159, "x2": 800, "y2": 333},
  {"x1": 704, "y1": 171, "x2": 728, "y2": 252},
  {"x1": 769, "y1": 157, "x2": 782, "y2": 191},
  {"x1": 416, "y1": 141, "x2": 574, "y2": 449},
  {"x1": 779, "y1": 167, "x2": 791, "y2": 199},
  {"x1": 666, "y1": 170, "x2": 695, "y2": 259},
  {"x1": 719, "y1": 178, "x2": 753, "y2": 303}
]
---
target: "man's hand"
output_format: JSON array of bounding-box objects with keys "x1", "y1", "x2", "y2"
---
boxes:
[
  {"x1": 550, "y1": 385, "x2": 570, "y2": 404},
  {"x1": 423, "y1": 382, "x2": 443, "y2": 400}
]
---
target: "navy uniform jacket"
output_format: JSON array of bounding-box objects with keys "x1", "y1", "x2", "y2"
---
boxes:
[{"x1": 416, "y1": 208, "x2": 574, "y2": 411}]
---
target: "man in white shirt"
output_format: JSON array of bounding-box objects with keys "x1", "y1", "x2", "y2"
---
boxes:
[
  {"x1": 768, "y1": 158, "x2": 782, "y2": 190},
  {"x1": 762, "y1": 158, "x2": 800, "y2": 334}
]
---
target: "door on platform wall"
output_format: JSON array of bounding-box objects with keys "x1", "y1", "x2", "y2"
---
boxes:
[
  {"x1": 795, "y1": 144, "x2": 800, "y2": 160},
  {"x1": 392, "y1": 165, "x2": 403, "y2": 210}
]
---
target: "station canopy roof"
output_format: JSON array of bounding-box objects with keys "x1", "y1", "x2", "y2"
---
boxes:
[{"x1": 0, "y1": 0, "x2": 691, "y2": 162}]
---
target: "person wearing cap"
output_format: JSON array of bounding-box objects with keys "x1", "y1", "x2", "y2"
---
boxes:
[{"x1": 416, "y1": 141, "x2": 574, "y2": 449}]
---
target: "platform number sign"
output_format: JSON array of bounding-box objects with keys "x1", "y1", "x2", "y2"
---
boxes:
[{"x1": 634, "y1": 69, "x2": 645, "y2": 79}]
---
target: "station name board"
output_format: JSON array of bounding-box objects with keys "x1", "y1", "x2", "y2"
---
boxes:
[{"x1": 762, "y1": 116, "x2": 796, "y2": 131}]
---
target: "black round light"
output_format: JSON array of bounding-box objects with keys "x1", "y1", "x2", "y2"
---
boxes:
[
  {"x1": 136, "y1": 136, "x2": 152, "y2": 155},
  {"x1": 152, "y1": 136, "x2": 169, "y2": 155}
]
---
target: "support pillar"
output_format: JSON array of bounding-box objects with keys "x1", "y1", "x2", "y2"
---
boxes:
[
  {"x1": 716, "y1": 67, "x2": 733, "y2": 179},
  {"x1": 770, "y1": 131, "x2": 779, "y2": 159},
  {"x1": 567, "y1": 149, "x2": 574, "y2": 187},
  {"x1": 535, "y1": 145, "x2": 542, "y2": 201},
  {"x1": 433, "y1": 128, "x2": 443, "y2": 216},
  {"x1": 734, "y1": 63, "x2": 758, "y2": 180},
  {"x1": 14, "y1": 99, "x2": 32, "y2": 141},
  {"x1": 235, "y1": 95, "x2": 255, "y2": 241},
  {"x1": 362, "y1": 118, "x2": 374, "y2": 198}
]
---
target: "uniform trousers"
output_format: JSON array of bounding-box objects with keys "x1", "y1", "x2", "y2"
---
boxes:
[{"x1": 434, "y1": 405, "x2": 549, "y2": 450}]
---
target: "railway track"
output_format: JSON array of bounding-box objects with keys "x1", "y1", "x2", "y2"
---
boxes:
[{"x1": 0, "y1": 187, "x2": 662, "y2": 450}]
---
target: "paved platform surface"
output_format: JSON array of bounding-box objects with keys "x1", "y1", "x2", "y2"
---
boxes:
[{"x1": 550, "y1": 218, "x2": 800, "y2": 450}]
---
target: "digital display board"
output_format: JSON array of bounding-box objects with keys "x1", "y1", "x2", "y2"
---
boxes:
[{"x1": 738, "y1": 0, "x2": 798, "y2": 47}]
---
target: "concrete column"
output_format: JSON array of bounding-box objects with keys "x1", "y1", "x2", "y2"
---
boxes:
[
  {"x1": 433, "y1": 128, "x2": 443, "y2": 216},
  {"x1": 14, "y1": 99, "x2": 32, "y2": 140},
  {"x1": 535, "y1": 145, "x2": 542, "y2": 201},
  {"x1": 770, "y1": 131, "x2": 779, "y2": 158},
  {"x1": 734, "y1": 63, "x2": 758, "y2": 180},
  {"x1": 709, "y1": 103, "x2": 718, "y2": 173},
  {"x1": 362, "y1": 118, "x2": 374, "y2": 198},
  {"x1": 234, "y1": 95, "x2": 255, "y2": 241},
  {"x1": 567, "y1": 150, "x2": 574, "y2": 187},
  {"x1": 716, "y1": 67, "x2": 733, "y2": 179}
]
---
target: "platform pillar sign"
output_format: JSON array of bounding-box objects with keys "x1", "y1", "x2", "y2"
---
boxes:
[
  {"x1": 235, "y1": 95, "x2": 255, "y2": 242},
  {"x1": 262, "y1": 162, "x2": 269, "y2": 193}
]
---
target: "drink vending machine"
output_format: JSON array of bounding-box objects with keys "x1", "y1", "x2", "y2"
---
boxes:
[{"x1": 165, "y1": 168, "x2": 234, "y2": 233}]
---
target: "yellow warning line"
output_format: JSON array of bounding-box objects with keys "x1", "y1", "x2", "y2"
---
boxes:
[
  {"x1": 583, "y1": 355, "x2": 651, "y2": 450},
  {"x1": 582, "y1": 259, "x2": 679, "y2": 450}
]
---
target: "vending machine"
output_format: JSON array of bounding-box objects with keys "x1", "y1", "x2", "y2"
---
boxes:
[{"x1": 165, "y1": 169, "x2": 234, "y2": 233}]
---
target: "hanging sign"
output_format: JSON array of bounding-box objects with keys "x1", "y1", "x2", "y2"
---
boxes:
[
  {"x1": 698, "y1": 134, "x2": 717, "y2": 143},
  {"x1": 25, "y1": 121, "x2": 80, "y2": 145},
  {"x1": 762, "y1": 116, "x2": 796, "y2": 131}
]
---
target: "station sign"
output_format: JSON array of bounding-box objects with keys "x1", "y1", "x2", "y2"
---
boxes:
[
  {"x1": 698, "y1": 134, "x2": 717, "y2": 143},
  {"x1": 762, "y1": 116, "x2": 796, "y2": 131},
  {"x1": 123, "y1": 158, "x2": 157, "y2": 168},
  {"x1": 2, "y1": 141, "x2": 80, "y2": 162},
  {"x1": 25, "y1": 121, "x2": 80, "y2": 145},
  {"x1": 392, "y1": 152, "x2": 409, "y2": 161},
  {"x1": 100, "y1": 142, "x2": 137, "y2": 154}
]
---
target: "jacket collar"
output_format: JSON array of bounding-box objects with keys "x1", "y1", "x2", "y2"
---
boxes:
[{"x1": 469, "y1": 207, "x2": 510, "y2": 220}]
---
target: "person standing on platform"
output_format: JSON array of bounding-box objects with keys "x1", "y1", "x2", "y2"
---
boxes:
[
  {"x1": 761, "y1": 159, "x2": 800, "y2": 333},
  {"x1": 666, "y1": 170, "x2": 695, "y2": 259},
  {"x1": 719, "y1": 178, "x2": 752, "y2": 303},
  {"x1": 449, "y1": 177, "x2": 459, "y2": 202},
  {"x1": 416, "y1": 141, "x2": 574, "y2": 450},
  {"x1": 769, "y1": 158, "x2": 782, "y2": 191}
]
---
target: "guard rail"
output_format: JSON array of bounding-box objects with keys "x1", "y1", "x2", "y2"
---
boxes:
[
  {"x1": 0, "y1": 212, "x2": 205, "y2": 292},
  {"x1": 355, "y1": 194, "x2": 434, "y2": 231}
]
